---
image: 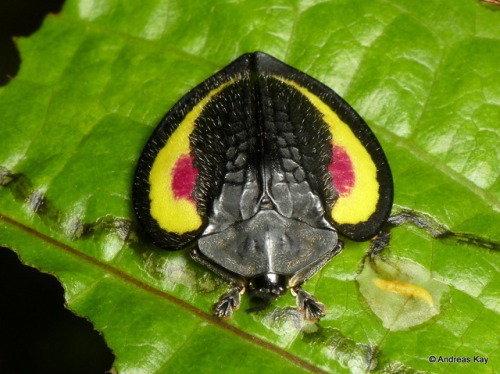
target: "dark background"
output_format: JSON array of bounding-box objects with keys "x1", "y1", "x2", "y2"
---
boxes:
[
  {"x1": 0, "y1": 0, "x2": 114, "y2": 372},
  {"x1": 0, "y1": 0, "x2": 62, "y2": 85},
  {"x1": 0, "y1": 249, "x2": 114, "y2": 373}
]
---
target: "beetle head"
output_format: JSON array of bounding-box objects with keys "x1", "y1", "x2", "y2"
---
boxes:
[{"x1": 249, "y1": 273, "x2": 288, "y2": 300}]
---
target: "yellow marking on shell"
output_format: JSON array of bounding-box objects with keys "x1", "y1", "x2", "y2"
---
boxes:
[
  {"x1": 373, "y1": 278, "x2": 434, "y2": 307},
  {"x1": 275, "y1": 77, "x2": 379, "y2": 224},
  {"x1": 149, "y1": 80, "x2": 236, "y2": 233}
]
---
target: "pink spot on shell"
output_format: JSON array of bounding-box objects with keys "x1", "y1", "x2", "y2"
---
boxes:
[
  {"x1": 172, "y1": 154, "x2": 198, "y2": 201},
  {"x1": 328, "y1": 144, "x2": 355, "y2": 196}
]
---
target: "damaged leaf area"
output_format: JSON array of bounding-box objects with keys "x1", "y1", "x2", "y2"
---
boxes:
[
  {"x1": 0, "y1": 0, "x2": 499, "y2": 373},
  {"x1": 357, "y1": 255, "x2": 449, "y2": 331}
]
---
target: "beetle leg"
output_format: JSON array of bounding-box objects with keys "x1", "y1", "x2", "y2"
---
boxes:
[
  {"x1": 291, "y1": 286, "x2": 326, "y2": 321},
  {"x1": 213, "y1": 286, "x2": 245, "y2": 319},
  {"x1": 288, "y1": 241, "x2": 343, "y2": 320},
  {"x1": 190, "y1": 247, "x2": 247, "y2": 319}
]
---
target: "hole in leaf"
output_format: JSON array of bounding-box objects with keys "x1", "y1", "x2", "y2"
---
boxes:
[
  {"x1": 0, "y1": 248, "x2": 114, "y2": 374},
  {"x1": 0, "y1": 0, "x2": 65, "y2": 86}
]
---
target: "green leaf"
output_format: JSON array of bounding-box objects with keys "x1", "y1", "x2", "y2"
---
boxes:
[{"x1": 1, "y1": 0, "x2": 499, "y2": 373}]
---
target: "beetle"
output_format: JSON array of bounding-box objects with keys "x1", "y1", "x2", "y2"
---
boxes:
[{"x1": 133, "y1": 52, "x2": 393, "y2": 320}]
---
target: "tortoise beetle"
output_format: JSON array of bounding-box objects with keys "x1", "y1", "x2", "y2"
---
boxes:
[{"x1": 133, "y1": 52, "x2": 393, "y2": 320}]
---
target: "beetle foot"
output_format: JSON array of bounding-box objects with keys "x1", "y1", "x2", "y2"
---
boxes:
[
  {"x1": 292, "y1": 287, "x2": 326, "y2": 321},
  {"x1": 213, "y1": 286, "x2": 244, "y2": 319}
]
